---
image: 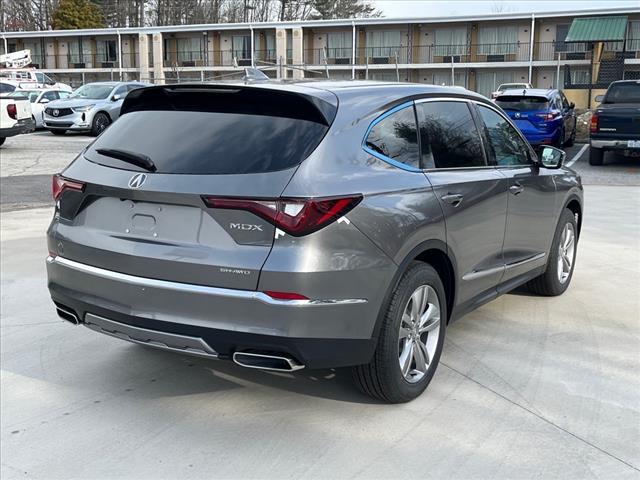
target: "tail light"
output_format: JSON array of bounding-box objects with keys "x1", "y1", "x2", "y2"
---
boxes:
[
  {"x1": 203, "y1": 195, "x2": 362, "y2": 237},
  {"x1": 7, "y1": 104, "x2": 17, "y2": 120},
  {"x1": 52, "y1": 174, "x2": 85, "y2": 201},
  {"x1": 536, "y1": 112, "x2": 560, "y2": 121},
  {"x1": 263, "y1": 291, "x2": 309, "y2": 301},
  {"x1": 590, "y1": 113, "x2": 599, "y2": 133}
]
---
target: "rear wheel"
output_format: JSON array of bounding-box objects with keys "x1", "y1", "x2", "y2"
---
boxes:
[
  {"x1": 565, "y1": 126, "x2": 575, "y2": 147},
  {"x1": 0, "y1": 137, "x2": 5, "y2": 146},
  {"x1": 353, "y1": 262, "x2": 446, "y2": 403},
  {"x1": 91, "y1": 112, "x2": 110, "y2": 136},
  {"x1": 526, "y1": 208, "x2": 577, "y2": 296},
  {"x1": 553, "y1": 127, "x2": 565, "y2": 148},
  {"x1": 50, "y1": 130, "x2": 66, "y2": 136},
  {"x1": 589, "y1": 147, "x2": 604, "y2": 165}
]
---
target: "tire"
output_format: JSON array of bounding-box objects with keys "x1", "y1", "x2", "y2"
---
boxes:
[
  {"x1": 565, "y1": 127, "x2": 575, "y2": 148},
  {"x1": 0, "y1": 137, "x2": 5, "y2": 146},
  {"x1": 91, "y1": 112, "x2": 111, "y2": 136},
  {"x1": 526, "y1": 208, "x2": 578, "y2": 296},
  {"x1": 50, "y1": 130, "x2": 66, "y2": 135},
  {"x1": 553, "y1": 127, "x2": 565, "y2": 148},
  {"x1": 353, "y1": 262, "x2": 447, "y2": 403},
  {"x1": 589, "y1": 147, "x2": 604, "y2": 166}
]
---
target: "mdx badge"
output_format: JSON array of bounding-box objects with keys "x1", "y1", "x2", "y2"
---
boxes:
[
  {"x1": 128, "y1": 173, "x2": 147, "y2": 189},
  {"x1": 230, "y1": 223, "x2": 264, "y2": 231}
]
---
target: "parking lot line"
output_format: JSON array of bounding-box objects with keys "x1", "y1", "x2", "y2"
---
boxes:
[{"x1": 566, "y1": 144, "x2": 589, "y2": 168}]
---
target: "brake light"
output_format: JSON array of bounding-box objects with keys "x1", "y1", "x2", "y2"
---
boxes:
[
  {"x1": 7, "y1": 103, "x2": 17, "y2": 120},
  {"x1": 203, "y1": 195, "x2": 362, "y2": 237},
  {"x1": 536, "y1": 112, "x2": 559, "y2": 121},
  {"x1": 590, "y1": 113, "x2": 599, "y2": 133},
  {"x1": 263, "y1": 291, "x2": 309, "y2": 301},
  {"x1": 52, "y1": 174, "x2": 85, "y2": 201}
]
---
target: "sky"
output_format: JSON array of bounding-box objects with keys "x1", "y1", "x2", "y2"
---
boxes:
[{"x1": 372, "y1": 0, "x2": 640, "y2": 18}]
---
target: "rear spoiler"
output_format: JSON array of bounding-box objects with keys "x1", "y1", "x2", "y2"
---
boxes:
[{"x1": 121, "y1": 83, "x2": 338, "y2": 126}]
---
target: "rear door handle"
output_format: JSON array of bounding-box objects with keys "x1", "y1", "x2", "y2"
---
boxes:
[
  {"x1": 441, "y1": 193, "x2": 464, "y2": 207},
  {"x1": 510, "y1": 183, "x2": 524, "y2": 195}
]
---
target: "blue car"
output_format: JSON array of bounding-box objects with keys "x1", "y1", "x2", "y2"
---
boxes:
[{"x1": 495, "y1": 89, "x2": 577, "y2": 148}]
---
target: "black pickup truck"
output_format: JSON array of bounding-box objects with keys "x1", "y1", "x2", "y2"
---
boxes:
[{"x1": 589, "y1": 80, "x2": 640, "y2": 165}]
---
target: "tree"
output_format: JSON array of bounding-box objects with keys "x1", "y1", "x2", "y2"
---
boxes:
[
  {"x1": 311, "y1": 0, "x2": 380, "y2": 19},
  {"x1": 52, "y1": 0, "x2": 105, "y2": 29}
]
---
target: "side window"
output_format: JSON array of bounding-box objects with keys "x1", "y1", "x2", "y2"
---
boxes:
[
  {"x1": 416, "y1": 101, "x2": 485, "y2": 169},
  {"x1": 35, "y1": 72, "x2": 44, "y2": 83},
  {"x1": 364, "y1": 105, "x2": 420, "y2": 169},
  {"x1": 113, "y1": 85, "x2": 128, "y2": 98},
  {"x1": 42, "y1": 91, "x2": 58, "y2": 101},
  {"x1": 560, "y1": 92, "x2": 569, "y2": 109},
  {"x1": 477, "y1": 105, "x2": 531, "y2": 167},
  {"x1": 58, "y1": 92, "x2": 70, "y2": 99}
]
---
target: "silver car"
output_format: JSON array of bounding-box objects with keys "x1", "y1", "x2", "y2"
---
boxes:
[
  {"x1": 46, "y1": 82, "x2": 583, "y2": 403},
  {"x1": 43, "y1": 81, "x2": 147, "y2": 136}
]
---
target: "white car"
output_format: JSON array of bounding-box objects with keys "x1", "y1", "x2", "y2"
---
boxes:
[
  {"x1": 7, "y1": 89, "x2": 71, "y2": 128},
  {"x1": 491, "y1": 82, "x2": 533, "y2": 99},
  {"x1": 0, "y1": 91, "x2": 35, "y2": 146},
  {"x1": 0, "y1": 69, "x2": 72, "y2": 92}
]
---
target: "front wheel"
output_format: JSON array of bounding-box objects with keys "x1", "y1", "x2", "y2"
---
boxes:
[
  {"x1": 50, "y1": 130, "x2": 66, "y2": 136},
  {"x1": 526, "y1": 208, "x2": 578, "y2": 296},
  {"x1": 91, "y1": 112, "x2": 111, "y2": 136},
  {"x1": 0, "y1": 137, "x2": 5, "y2": 146},
  {"x1": 353, "y1": 262, "x2": 446, "y2": 403}
]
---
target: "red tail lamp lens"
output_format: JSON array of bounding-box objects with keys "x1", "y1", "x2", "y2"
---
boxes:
[
  {"x1": 590, "y1": 113, "x2": 599, "y2": 133},
  {"x1": 263, "y1": 291, "x2": 309, "y2": 301},
  {"x1": 7, "y1": 104, "x2": 17, "y2": 120},
  {"x1": 203, "y1": 195, "x2": 362, "y2": 237},
  {"x1": 52, "y1": 174, "x2": 85, "y2": 201}
]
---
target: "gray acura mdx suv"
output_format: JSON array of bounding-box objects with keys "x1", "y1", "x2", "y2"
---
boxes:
[{"x1": 47, "y1": 81, "x2": 583, "y2": 403}]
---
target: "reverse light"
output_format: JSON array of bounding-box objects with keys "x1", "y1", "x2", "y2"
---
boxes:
[
  {"x1": 52, "y1": 174, "x2": 85, "y2": 201},
  {"x1": 590, "y1": 113, "x2": 599, "y2": 133},
  {"x1": 263, "y1": 291, "x2": 309, "y2": 301},
  {"x1": 7, "y1": 103, "x2": 17, "y2": 120},
  {"x1": 203, "y1": 195, "x2": 362, "y2": 237}
]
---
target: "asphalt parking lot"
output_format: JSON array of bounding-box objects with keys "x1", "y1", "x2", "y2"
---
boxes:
[{"x1": 1, "y1": 132, "x2": 639, "y2": 479}]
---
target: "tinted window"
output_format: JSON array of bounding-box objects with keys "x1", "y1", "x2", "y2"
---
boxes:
[
  {"x1": 85, "y1": 110, "x2": 328, "y2": 175},
  {"x1": 604, "y1": 82, "x2": 640, "y2": 103},
  {"x1": 365, "y1": 106, "x2": 419, "y2": 168},
  {"x1": 70, "y1": 84, "x2": 114, "y2": 100},
  {"x1": 495, "y1": 96, "x2": 549, "y2": 111},
  {"x1": 59, "y1": 92, "x2": 70, "y2": 99},
  {"x1": 0, "y1": 83, "x2": 15, "y2": 93},
  {"x1": 417, "y1": 101, "x2": 485, "y2": 169},
  {"x1": 42, "y1": 91, "x2": 58, "y2": 101},
  {"x1": 478, "y1": 106, "x2": 531, "y2": 166}
]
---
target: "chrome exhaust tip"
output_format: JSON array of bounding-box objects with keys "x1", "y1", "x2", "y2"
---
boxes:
[
  {"x1": 233, "y1": 351, "x2": 305, "y2": 372},
  {"x1": 56, "y1": 306, "x2": 80, "y2": 325}
]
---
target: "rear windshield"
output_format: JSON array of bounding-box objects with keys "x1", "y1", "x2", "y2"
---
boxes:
[
  {"x1": 604, "y1": 82, "x2": 640, "y2": 104},
  {"x1": 495, "y1": 96, "x2": 549, "y2": 111},
  {"x1": 85, "y1": 109, "x2": 328, "y2": 175}
]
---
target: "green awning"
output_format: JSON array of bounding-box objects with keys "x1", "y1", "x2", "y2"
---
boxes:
[{"x1": 565, "y1": 16, "x2": 628, "y2": 43}]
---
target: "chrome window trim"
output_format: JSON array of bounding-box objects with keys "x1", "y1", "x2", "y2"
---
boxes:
[{"x1": 47, "y1": 256, "x2": 368, "y2": 307}]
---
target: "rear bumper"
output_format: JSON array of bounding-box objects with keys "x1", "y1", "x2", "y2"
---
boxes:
[
  {"x1": 522, "y1": 128, "x2": 561, "y2": 145},
  {"x1": 590, "y1": 138, "x2": 640, "y2": 150},
  {"x1": 0, "y1": 118, "x2": 35, "y2": 137},
  {"x1": 46, "y1": 255, "x2": 378, "y2": 368}
]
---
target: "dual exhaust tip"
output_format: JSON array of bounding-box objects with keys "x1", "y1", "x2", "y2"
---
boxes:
[{"x1": 55, "y1": 305, "x2": 305, "y2": 372}]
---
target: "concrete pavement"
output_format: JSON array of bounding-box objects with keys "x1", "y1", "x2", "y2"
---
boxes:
[{"x1": 1, "y1": 184, "x2": 639, "y2": 479}]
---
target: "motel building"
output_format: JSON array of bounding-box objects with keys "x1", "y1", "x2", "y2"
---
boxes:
[{"x1": 1, "y1": 6, "x2": 639, "y2": 109}]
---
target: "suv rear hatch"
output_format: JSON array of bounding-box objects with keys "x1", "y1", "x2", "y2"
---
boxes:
[
  {"x1": 50, "y1": 84, "x2": 337, "y2": 290},
  {"x1": 495, "y1": 95, "x2": 554, "y2": 130}
]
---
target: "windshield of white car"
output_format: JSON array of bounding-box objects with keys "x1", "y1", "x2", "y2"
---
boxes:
[{"x1": 70, "y1": 84, "x2": 114, "y2": 100}]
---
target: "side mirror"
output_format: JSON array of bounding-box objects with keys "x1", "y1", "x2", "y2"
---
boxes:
[
  {"x1": 39, "y1": 98, "x2": 50, "y2": 104},
  {"x1": 47, "y1": 80, "x2": 56, "y2": 85},
  {"x1": 111, "y1": 94, "x2": 122, "y2": 101},
  {"x1": 569, "y1": 102, "x2": 575, "y2": 109},
  {"x1": 539, "y1": 146, "x2": 566, "y2": 169},
  {"x1": 595, "y1": 95, "x2": 604, "y2": 103}
]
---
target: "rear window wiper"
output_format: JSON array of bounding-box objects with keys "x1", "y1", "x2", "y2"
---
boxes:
[{"x1": 95, "y1": 148, "x2": 157, "y2": 172}]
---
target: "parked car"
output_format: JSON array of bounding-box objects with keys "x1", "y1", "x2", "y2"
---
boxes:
[
  {"x1": 495, "y1": 88, "x2": 577, "y2": 147},
  {"x1": 490, "y1": 82, "x2": 532, "y2": 99},
  {"x1": 0, "y1": 90, "x2": 35, "y2": 146},
  {"x1": 6, "y1": 88, "x2": 71, "y2": 128},
  {"x1": 43, "y1": 81, "x2": 148, "y2": 136},
  {"x1": 589, "y1": 80, "x2": 640, "y2": 165},
  {"x1": 46, "y1": 82, "x2": 583, "y2": 403},
  {"x1": 0, "y1": 68, "x2": 72, "y2": 92}
]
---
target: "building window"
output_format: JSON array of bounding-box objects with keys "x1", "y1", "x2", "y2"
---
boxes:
[
  {"x1": 476, "y1": 71, "x2": 515, "y2": 98},
  {"x1": 232, "y1": 35, "x2": 251, "y2": 60},
  {"x1": 434, "y1": 27, "x2": 468, "y2": 56},
  {"x1": 432, "y1": 71, "x2": 467, "y2": 87},
  {"x1": 366, "y1": 30, "x2": 402, "y2": 59},
  {"x1": 97, "y1": 40, "x2": 117, "y2": 63},
  {"x1": 477, "y1": 25, "x2": 518, "y2": 55},
  {"x1": 177, "y1": 37, "x2": 202, "y2": 63},
  {"x1": 327, "y1": 32, "x2": 352, "y2": 59},
  {"x1": 555, "y1": 24, "x2": 588, "y2": 54}
]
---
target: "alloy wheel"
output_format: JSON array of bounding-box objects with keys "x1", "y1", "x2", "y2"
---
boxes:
[
  {"x1": 557, "y1": 222, "x2": 575, "y2": 284},
  {"x1": 398, "y1": 285, "x2": 441, "y2": 384}
]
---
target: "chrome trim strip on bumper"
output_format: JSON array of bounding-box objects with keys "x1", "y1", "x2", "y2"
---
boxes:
[
  {"x1": 84, "y1": 313, "x2": 219, "y2": 359},
  {"x1": 462, "y1": 252, "x2": 546, "y2": 281},
  {"x1": 591, "y1": 139, "x2": 640, "y2": 149},
  {"x1": 47, "y1": 256, "x2": 367, "y2": 307}
]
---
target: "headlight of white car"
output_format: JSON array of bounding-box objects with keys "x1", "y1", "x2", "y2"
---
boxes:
[{"x1": 72, "y1": 105, "x2": 96, "y2": 112}]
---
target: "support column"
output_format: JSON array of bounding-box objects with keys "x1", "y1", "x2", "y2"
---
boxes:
[
  {"x1": 275, "y1": 28, "x2": 287, "y2": 79},
  {"x1": 291, "y1": 27, "x2": 304, "y2": 79},
  {"x1": 138, "y1": 33, "x2": 150, "y2": 82},
  {"x1": 151, "y1": 32, "x2": 164, "y2": 84}
]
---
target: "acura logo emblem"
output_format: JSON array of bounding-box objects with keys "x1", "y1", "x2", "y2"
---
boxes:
[
  {"x1": 128, "y1": 173, "x2": 147, "y2": 189},
  {"x1": 52, "y1": 109, "x2": 59, "y2": 117},
  {"x1": 514, "y1": 112, "x2": 521, "y2": 119}
]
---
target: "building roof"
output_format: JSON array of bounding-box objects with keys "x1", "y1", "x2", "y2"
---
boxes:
[
  {"x1": 0, "y1": 6, "x2": 637, "y2": 39},
  {"x1": 565, "y1": 15, "x2": 629, "y2": 42}
]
